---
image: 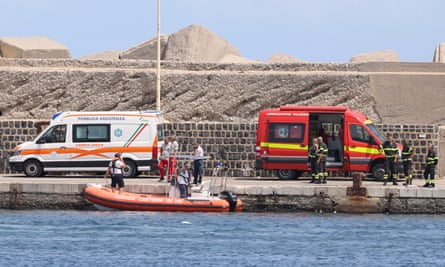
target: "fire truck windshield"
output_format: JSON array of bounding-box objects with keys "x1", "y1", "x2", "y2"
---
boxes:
[{"x1": 366, "y1": 123, "x2": 386, "y2": 142}]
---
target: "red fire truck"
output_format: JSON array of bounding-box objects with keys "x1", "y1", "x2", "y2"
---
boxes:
[{"x1": 255, "y1": 106, "x2": 400, "y2": 179}]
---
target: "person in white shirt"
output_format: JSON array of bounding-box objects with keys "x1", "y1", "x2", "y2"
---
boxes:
[
  {"x1": 104, "y1": 153, "x2": 127, "y2": 193},
  {"x1": 167, "y1": 136, "x2": 179, "y2": 182},
  {"x1": 193, "y1": 142, "x2": 204, "y2": 184},
  {"x1": 159, "y1": 137, "x2": 170, "y2": 182}
]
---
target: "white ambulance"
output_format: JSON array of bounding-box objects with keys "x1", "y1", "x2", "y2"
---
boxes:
[{"x1": 9, "y1": 111, "x2": 164, "y2": 177}]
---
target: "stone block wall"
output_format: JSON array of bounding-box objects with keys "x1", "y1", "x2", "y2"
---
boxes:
[
  {"x1": 0, "y1": 119, "x2": 440, "y2": 179},
  {"x1": 164, "y1": 122, "x2": 258, "y2": 177},
  {"x1": 377, "y1": 124, "x2": 439, "y2": 178},
  {"x1": 0, "y1": 120, "x2": 44, "y2": 172},
  {"x1": 163, "y1": 122, "x2": 441, "y2": 178}
]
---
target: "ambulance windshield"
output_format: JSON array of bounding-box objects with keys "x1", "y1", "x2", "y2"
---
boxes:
[{"x1": 366, "y1": 123, "x2": 386, "y2": 142}]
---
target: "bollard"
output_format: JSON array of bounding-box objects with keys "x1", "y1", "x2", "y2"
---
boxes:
[{"x1": 347, "y1": 172, "x2": 367, "y2": 196}]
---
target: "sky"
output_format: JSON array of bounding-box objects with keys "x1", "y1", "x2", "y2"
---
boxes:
[{"x1": 1, "y1": 0, "x2": 444, "y2": 62}]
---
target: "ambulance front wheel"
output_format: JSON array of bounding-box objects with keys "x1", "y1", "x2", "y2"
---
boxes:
[
  {"x1": 24, "y1": 159, "x2": 43, "y2": 177},
  {"x1": 123, "y1": 159, "x2": 136, "y2": 178}
]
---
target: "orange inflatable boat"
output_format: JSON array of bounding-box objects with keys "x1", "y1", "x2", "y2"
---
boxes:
[{"x1": 83, "y1": 184, "x2": 243, "y2": 212}]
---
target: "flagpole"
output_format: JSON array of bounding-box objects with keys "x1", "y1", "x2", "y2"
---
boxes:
[{"x1": 156, "y1": 0, "x2": 161, "y2": 111}]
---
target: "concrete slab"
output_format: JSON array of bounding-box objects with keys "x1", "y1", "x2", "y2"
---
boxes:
[
  {"x1": 274, "y1": 186, "x2": 304, "y2": 195},
  {"x1": 326, "y1": 186, "x2": 347, "y2": 197},
  {"x1": 302, "y1": 186, "x2": 316, "y2": 196},
  {"x1": 367, "y1": 187, "x2": 386, "y2": 197},
  {"x1": 432, "y1": 189, "x2": 445, "y2": 198},
  {"x1": 0, "y1": 36, "x2": 71, "y2": 58},
  {"x1": 385, "y1": 188, "x2": 400, "y2": 198},
  {"x1": 54, "y1": 184, "x2": 83, "y2": 194},
  {"x1": 417, "y1": 188, "x2": 434, "y2": 198},
  {"x1": 314, "y1": 187, "x2": 328, "y2": 195},
  {"x1": 244, "y1": 186, "x2": 263, "y2": 195},
  {"x1": 400, "y1": 187, "x2": 417, "y2": 198},
  {"x1": 119, "y1": 35, "x2": 169, "y2": 60},
  {"x1": 259, "y1": 186, "x2": 275, "y2": 195},
  {"x1": 0, "y1": 183, "x2": 9, "y2": 192}
]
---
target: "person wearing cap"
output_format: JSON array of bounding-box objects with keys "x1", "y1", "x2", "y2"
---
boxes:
[
  {"x1": 104, "y1": 153, "x2": 127, "y2": 193},
  {"x1": 423, "y1": 143, "x2": 439, "y2": 188}
]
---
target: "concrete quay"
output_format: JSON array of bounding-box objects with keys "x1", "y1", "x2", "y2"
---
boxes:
[{"x1": 0, "y1": 175, "x2": 445, "y2": 214}]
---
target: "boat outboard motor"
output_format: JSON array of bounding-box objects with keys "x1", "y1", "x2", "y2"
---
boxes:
[{"x1": 219, "y1": 190, "x2": 238, "y2": 212}]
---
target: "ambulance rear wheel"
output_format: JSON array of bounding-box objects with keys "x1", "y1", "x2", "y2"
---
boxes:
[
  {"x1": 276, "y1": 169, "x2": 300, "y2": 179},
  {"x1": 123, "y1": 159, "x2": 136, "y2": 178},
  {"x1": 24, "y1": 160, "x2": 43, "y2": 177}
]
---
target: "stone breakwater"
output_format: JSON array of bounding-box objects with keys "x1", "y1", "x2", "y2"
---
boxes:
[{"x1": 1, "y1": 178, "x2": 445, "y2": 214}]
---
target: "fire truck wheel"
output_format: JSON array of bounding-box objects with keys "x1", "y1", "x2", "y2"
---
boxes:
[
  {"x1": 276, "y1": 169, "x2": 298, "y2": 179},
  {"x1": 371, "y1": 163, "x2": 385, "y2": 181}
]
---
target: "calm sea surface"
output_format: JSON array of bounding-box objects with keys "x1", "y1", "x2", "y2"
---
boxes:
[{"x1": 1, "y1": 210, "x2": 445, "y2": 267}]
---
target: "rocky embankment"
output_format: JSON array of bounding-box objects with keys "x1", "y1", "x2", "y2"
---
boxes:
[
  {"x1": 1, "y1": 59, "x2": 445, "y2": 124},
  {"x1": 0, "y1": 59, "x2": 375, "y2": 122}
]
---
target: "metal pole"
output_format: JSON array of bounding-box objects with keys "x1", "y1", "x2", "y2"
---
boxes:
[{"x1": 156, "y1": 0, "x2": 161, "y2": 111}]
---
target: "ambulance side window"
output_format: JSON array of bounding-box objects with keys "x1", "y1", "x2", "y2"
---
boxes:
[
  {"x1": 38, "y1": 125, "x2": 67, "y2": 143},
  {"x1": 73, "y1": 124, "x2": 110, "y2": 142},
  {"x1": 269, "y1": 123, "x2": 305, "y2": 143},
  {"x1": 350, "y1": 124, "x2": 372, "y2": 144},
  {"x1": 157, "y1": 124, "x2": 164, "y2": 142}
]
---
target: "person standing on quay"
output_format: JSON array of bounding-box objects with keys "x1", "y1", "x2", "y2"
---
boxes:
[
  {"x1": 317, "y1": 136, "x2": 328, "y2": 184},
  {"x1": 193, "y1": 142, "x2": 204, "y2": 185},
  {"x1": 381, "y1": 134, "x2": 399, "y2": 185},
  {"x1": 423, "y1": 143, "x2": 438, "y2": 188},
  {"x1": 309, "y1": 138, "x2": 319, "y2": 183},
  {"x1": 159, "y1": 137, "x2": 170, "y2": 182},
  {"x1": 167, "y1": 136, "x2": 179, "y2": 182},
  {"x1": 104, "y1": 153, "x2": 127, "y2": 193},
  {"x1": 178, "y1": 162, "x2": 191, "y2": 198},
  {"x1": 401, "y1": 139, "x2": 414, "y2": 186}
]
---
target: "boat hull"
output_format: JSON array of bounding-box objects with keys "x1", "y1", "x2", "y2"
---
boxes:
[{"x1": 83, "y1": 184, "x2": 243, "y2": 212}]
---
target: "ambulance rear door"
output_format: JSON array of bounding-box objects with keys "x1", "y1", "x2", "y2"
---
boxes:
[{"x1": 260, "y1": 112, "x2": 309, "y2": 178}]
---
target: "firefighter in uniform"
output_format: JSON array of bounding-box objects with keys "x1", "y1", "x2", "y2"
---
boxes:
[
  {"x1": 381, "y1": 134, "x2": 399, "y2": 185},
  {"x1": 309, "y1": 138, "x2": 319, "y2": 183},
  {"x1": 401, "y1": 139, "x2": 414, "y2": 186},
  {"x1": 317, "y1": 136, "x2": 328, "y2": 184},
  {"x1": 423, "y1": 143, "x2": 438, "y2": 188}
]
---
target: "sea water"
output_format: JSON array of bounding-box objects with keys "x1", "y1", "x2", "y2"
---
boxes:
[{"x1": 1, "y1": 210, "x2": 445, "y2": 267}]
